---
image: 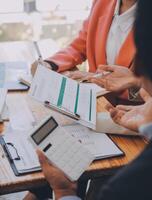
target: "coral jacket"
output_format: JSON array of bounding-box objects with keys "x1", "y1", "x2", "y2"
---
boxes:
[{"x1": 46, "y1": 0, "x2": 136, "y2": 73}]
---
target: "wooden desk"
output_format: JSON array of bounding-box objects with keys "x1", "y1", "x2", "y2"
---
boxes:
[{"x1": 0, "y1": 93, "x2": 147, "y2": 195}]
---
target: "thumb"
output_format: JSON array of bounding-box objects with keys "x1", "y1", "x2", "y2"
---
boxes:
[
  {"x1": 36, "y1": 149, "x2": 51, "y2": 169},
  {"x1": 139, "y1": 88, "x2": 152, "y2": 102}
]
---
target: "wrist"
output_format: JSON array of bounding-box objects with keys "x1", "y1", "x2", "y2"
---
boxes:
[
  {"x1": 44, "y1": 60, "x2": 59, "y2": 71},
  {"x1": 54, "y1": 189, "x2": 77, "y2": 200}
]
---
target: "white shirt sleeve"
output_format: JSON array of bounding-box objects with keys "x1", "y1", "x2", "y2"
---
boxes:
[
  {"x1": 139, "y1": 123, "x2": 152, "y2": 140},
  {"x1": 59, "y1": 196, "x2": 81, "y2": 200}
]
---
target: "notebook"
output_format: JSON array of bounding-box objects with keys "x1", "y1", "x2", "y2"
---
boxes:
[
  {"x1": 63, "y1": 124, "x2": 124, "y2": 159},
  {"x1": 0, "y1": 132, "x2": 41, "y2": 176}
]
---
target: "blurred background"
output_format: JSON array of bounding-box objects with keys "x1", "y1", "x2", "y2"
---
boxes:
[
  {"x1": 0, "y1": 0, "x2": 92, "y2": 48},
  {"x1": 0, "y1": 1, "x2": 92, "y2": 199}
]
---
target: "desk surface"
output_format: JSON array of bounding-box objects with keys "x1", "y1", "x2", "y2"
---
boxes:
[{"x1": 0, "y1": 93, "x2": 147, "y2": 195}]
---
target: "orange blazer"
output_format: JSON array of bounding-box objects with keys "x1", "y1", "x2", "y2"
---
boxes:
[{"x1": 46, "y1": 0, "x2": 136, "y2": 73}]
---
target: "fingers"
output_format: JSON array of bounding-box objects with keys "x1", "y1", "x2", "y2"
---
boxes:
[
  {"x1": 116, "y1": 105, "x2": 134, "y2": 111},
  {"x1": 62, "y1": 71, "x2": 71, "y2": 77},
  {"x1": 91, "y1": 78, "x2": 106, "y2": 88},
  {"x1": 31, "y1": 60, "x2": 52, "y2": 76},
  {"x1": 31, "y1": 60, "x2": 38, "y2": 76},
  {"x1": 37, "y1": 149, "x2": 47, "y2": 164},
  {"x1": 109, "y1": 108, "x2": 125, "y2": 124},
  {"x1": 105, "y1": 103, "x2": 114, "y2": 111},
  {"x1": 62, "y1": 71, "x2": 83, "y2": 80},
  {"x1": 61, "y1": 71, "x2": 78, "y2": 79},
  {"x1": 36, "y1": 149, "x2": 53, "y2": 170},
  {"x1": 97, "y1": 65, "x2": 115, "y2": 73},
  {"x1": 91, "y1": 78, "x2": 115, "y2": 91},
  {"x1": 70, "y1": 73, "x2": 82, "y2": 80}
]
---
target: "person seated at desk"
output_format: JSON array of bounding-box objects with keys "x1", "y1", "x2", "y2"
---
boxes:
[
  {"x1": 31, "y1": 0, "x2": 140, "y2": 104},
  {"x1": 36, "y1": 0, "x2": 152, "y2": 199}
]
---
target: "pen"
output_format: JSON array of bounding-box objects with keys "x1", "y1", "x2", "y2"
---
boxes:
[
  {"x1": 44, "y1": 101, "x2": 80, "y2": 121},
  {"x1": 33, "y1": 41, "x2": 43, "y2": 61},
  {"x1": 81, "y1": 71, "x2": 111, "y2": 83}
]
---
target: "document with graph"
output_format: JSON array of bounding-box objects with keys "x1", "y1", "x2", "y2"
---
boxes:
[{"x1": 29, "y1": 64, "x2": 96, "y2": 129}]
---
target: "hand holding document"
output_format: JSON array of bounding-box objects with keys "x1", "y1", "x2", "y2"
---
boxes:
[{"x1": 29, "y1": 64, "x2": 97, "y2": 129}]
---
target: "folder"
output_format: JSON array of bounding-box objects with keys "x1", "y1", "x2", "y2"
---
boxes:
[
  {"x1": 0, "y1": 134, "x2": 41, "y2": 176},
  {"x1": 29, "y1": 64, "x2": 97, "y2": 130}
]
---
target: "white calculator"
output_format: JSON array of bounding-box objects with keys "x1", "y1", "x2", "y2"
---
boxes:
[{"x1": 28, "y1": 115, "x2": 94, "y2": 181}]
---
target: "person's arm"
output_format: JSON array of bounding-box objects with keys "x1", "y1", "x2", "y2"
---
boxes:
[
  {"x1": 31, "y1": 2, "x2": 94, "y2": 76},
  {"x1": 45, "y1": 0, "x2": 99, "y2": 73},
  {"x1": 45, "y1": 18, "x2": 88, "y2": 72}
]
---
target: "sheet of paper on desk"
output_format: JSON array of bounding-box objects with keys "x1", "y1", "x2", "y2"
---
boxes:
[
  {"x1": 63, "y1": 124, "x2": 123, "y2": 159},
  {"x1": 6, "y1": 95, "x2": 36, "y2": 131},
  {"x1": 4, "y1": 132, "x2": 40, "y2": 172},
  {"x1": 29, "y1": 64, "x2": 96, "y2": 129}
]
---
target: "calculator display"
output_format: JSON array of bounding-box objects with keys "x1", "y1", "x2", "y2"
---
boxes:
[{"x1": 32, "y1": 117, "x2": 58, "y2": 145}]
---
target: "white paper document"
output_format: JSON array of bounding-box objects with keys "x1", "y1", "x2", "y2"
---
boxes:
[
  {"x1": 83, "y1": 83, "x2": 109, "y2": 97},
  {"x1": 6, "y1": 95, "x2": 36, "y2": 131},
  {"x1": 29, "y1": 64, "x2": 97, "y2": 129},
  {"x1": 63, "y1": 124, "x2": 123, "y2": 159}
]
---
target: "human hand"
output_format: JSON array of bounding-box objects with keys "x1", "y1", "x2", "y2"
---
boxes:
[
  {"x1": 139, "y1": 88, "x2": 152, "y2": 102},
  {"x1": 106, "y1": 89, "x2": 152, "y2": 131},
  {"x1": 31, "y1": 60, "x2": 52, "y2": 76},
  {"x1": 37, "y1": 149, "x2": 77, "y2": 200},
  {"x1": 62, "y1": 70, "x2": 95, "y2": 80},
  {"x1": 90, "y1": 65, "x2": 141, "y2": 92}
]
